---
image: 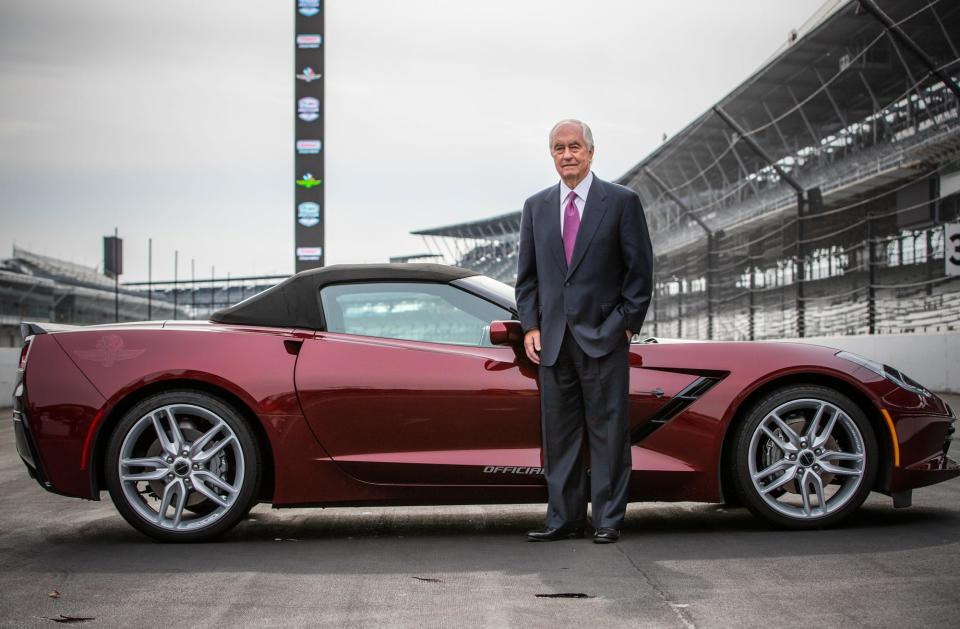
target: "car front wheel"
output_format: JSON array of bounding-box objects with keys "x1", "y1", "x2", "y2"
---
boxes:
[
  {"x1": 731, "y1": 385, "x2": 878, "y2": 529},
  {"x1": 105, "y1": 390, "x2": 260, "y2": 542}
]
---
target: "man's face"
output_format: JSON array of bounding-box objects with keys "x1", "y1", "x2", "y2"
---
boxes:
[{"x1": 551, "y1": 124, "x2": 593, "y2": 184}]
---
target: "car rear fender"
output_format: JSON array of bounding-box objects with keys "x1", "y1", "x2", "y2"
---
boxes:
[
  {"x1": 20, "y1": 333, "x2": 106, "y2": 498},
  {"x1": 86, "y1": 375, "x2": 277, "y2": 501}
]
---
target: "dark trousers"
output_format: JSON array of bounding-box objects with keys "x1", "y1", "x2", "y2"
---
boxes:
[{"x1": 539, "y1": 327, "x2": 632, "y2": 529}]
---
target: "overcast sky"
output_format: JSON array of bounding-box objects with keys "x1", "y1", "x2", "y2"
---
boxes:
[{"x1": 0, "y1": 0, "x2": 827, "y2": 282}]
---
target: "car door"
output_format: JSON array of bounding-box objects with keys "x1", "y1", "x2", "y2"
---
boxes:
[{"x1": 294, "y1": 281, "x2": 544, "y2": 486}]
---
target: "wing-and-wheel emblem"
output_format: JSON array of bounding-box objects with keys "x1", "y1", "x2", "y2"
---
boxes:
[{"x1": 74, "y1": 335, "x2": 145, "y2": 367}]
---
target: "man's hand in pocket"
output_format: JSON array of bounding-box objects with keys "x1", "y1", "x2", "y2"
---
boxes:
[{"x1": 524, "y1": 329, "x2": 541, "y2": 364}]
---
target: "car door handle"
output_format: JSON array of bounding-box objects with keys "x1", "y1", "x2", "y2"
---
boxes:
[{"x1": 637, "y1": 387, "x2": 664, "y2": 398}]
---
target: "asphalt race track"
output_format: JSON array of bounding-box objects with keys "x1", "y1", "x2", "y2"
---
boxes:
[{"x1": 1, "y1": 398, "x2": 958, "y2": 629}]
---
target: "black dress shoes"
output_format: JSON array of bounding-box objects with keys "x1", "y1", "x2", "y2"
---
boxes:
[
  {"x1": 593, "y1": 528, "x2": 620, "y2": 544},
  {"x1": 526, "y1": 525, "x2": 585, "y2": 542}
]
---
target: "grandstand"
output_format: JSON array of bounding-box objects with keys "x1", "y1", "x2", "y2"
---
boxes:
[
  {"x1": 413, "y1": 212, "x2": 521, "y2": 284},
  {"x1": 0, "y1": 247, "x2": 288, "y2": 346},
  {"x1": 411, "y1": 0, "x2": 960, "y2": 341},
  {"x1": 0, "y1": 247, "x2": 180, "y2": 346}
]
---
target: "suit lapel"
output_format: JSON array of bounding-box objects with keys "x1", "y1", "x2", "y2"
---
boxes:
[
  {"x1": 565, "y1": 177, "x2": 608, "y2": 280},
  {"x1": 542, "y1": 185, "x2": 567, "y2": 273}
]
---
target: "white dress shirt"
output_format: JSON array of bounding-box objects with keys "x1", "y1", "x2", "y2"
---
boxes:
[{"x1": 559, "y1": 171, "x2": 593, "y2": 231}]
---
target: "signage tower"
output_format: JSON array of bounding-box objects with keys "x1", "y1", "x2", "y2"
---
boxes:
[{"x1": 294, "y1": 0, "x2": 324, "y2": 271}]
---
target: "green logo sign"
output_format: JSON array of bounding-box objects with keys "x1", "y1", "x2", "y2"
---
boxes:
[{"x1": 296, "y1": 173, "x2": 322, "y2": 188}]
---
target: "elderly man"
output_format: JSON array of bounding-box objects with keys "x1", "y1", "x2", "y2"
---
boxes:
[{"x1": 515, "y1": 119, "x2": 653, "y2": 543}]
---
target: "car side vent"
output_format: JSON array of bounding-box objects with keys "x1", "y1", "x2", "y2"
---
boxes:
[{"x1": 630, "y1": 376, "x2": 720, "y2": 444}]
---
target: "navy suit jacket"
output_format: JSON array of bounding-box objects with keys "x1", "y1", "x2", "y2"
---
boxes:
[{"x1": 515, "y1": 175, "x2": 653, "y2": 367}]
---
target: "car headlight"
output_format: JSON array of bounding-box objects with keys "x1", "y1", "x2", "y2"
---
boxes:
[{"x1": 836, "y1": 350, "x2": 932, "y2": 398}]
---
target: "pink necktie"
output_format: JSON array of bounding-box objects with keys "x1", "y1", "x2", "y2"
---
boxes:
[{"x1": 562, "y1": 191, "x2": 580, "y2": 265}]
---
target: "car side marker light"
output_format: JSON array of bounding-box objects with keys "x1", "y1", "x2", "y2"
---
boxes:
[
  {"x1": 880, "y1": 408, "x2": 900, "y2": 468},
  {"x1": 80, "y1": 408, "x2": 107, "y2": 471}
]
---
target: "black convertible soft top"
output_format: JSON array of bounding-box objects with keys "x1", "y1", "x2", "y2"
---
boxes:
[{"x1": 210, "y1": 263, "x2": 479, "y2": 330}]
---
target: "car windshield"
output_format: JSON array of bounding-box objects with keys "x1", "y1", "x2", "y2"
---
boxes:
[{"x1": 455, "y1": 275, "x2": 516, "y2": 309}]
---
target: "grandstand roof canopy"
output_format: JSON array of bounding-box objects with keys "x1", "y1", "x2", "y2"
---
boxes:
[
  {"x1": 617, "y1": 0, "x2": 960, "y2": 239},
  {"x1": 2, "y1": 246, "x2": 115, "y2": 290},
  {"x1": 412, "y1": 210, "x2": 522, "y2": 240},
  {"x1": 388, "y1": 253, "x2": 442, "y2": 263}
]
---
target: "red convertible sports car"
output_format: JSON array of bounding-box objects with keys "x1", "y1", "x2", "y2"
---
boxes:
[{"x1": 12, "y1": 264, "x2": 959, "y2": 541}]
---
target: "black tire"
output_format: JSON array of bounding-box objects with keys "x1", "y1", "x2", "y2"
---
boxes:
[
  {"x1": 730, "y1": 384, "x2": 878, "y2": 530},
  {"x1": 105, "y1": 390, "x2": 261, "y2": 542},
  {"x1": 186, "y1": 498, "x2": 258, "y2": 519}
]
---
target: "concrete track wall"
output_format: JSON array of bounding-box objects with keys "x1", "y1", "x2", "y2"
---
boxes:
[
  {"x1": 783, "y1": 332, "x2": 959, "y2": 394},
  {"x1": 1, "y1": 348, "x2": 18, "y2": 403}
]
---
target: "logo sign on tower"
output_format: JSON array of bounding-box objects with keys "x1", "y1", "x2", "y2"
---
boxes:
[
  {"x1": 296, "y1": 34, "x2": 322, "y2": 49},
  {"x1": 296, "y1": 247, "x2": 323, "y2": 261},
  {"x1": 298, "y1": 0, "x2": 320, "y2": 17},
  {"x1": 298, "y1": 97, "x2": 319, "y2": 122},
  {"x1": 298, "y1": 202, "x2": 321, "y2": 227},
  {"x1": 296, "y1": 173, "x2": 321, "y2": 188},
  {"x1": 296, "y1": 139, "x2": 322, "y2": 154},
  {"x1": 296, "y1": 67, "x2": 321, "y2": 82}
]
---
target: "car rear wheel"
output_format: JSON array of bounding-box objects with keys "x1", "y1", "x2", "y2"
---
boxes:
[
  {"x1": 731, "y1": 385, "x2": 878, "y2": 529},
  {"x1": 105, "y1": 390, "x2": 260, "y2": 542}
]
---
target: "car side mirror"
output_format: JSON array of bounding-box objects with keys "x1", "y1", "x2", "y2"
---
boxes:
[{"x1": 489, "y1": 320, "x2": 523, "y2": 346}]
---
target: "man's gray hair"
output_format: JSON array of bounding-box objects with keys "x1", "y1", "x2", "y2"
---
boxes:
[{"x1": 549, "y1": 119, "x2": 594, "y2": 151}]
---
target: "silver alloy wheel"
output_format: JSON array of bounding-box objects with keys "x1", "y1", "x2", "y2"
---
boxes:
[
  {"x1": 748, "y1": 398, "x2": 866, "y2": 520},
  {"x1": 118, "y1": 404, "x2": 245, "y2": 531}
]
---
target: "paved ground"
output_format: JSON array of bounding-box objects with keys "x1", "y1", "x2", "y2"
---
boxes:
[{"x1": 1, "y1": 397, "x2": 958, "y2": 628}]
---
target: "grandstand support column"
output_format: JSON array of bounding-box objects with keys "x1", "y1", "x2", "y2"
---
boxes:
[
  {"x1": 113, "y1": 227, "x2": 119, "y2": 323},
  {"x1": 642, "y1": 167, "x2": 715, "y2": 339},
  {"x1": 858, "y1": 0, "x2": 960, "y2": 101},
  {"x1": 712, "y1": 105, "x2": 807, "y2": 336},
  {"x1": 858, "y1": 72, "x2": 884, "y2": 142},
  {"x1": 796, "y1": 206, "x2": 807, "y2": 339},
  {"x1": 726, "y1": 136, "x2": 761, "y2": 198},
  {"x1": 886, "y1": 31, "x2": 941, "y2": 133},
  {"x1": 866, "y1": 212, "x2": 876, "y2": 334},
  {"x1": 929, "y1": 2, "x2": 959, "y2": 60},
  {"x1": 191, "y1": 259, "x2": 196, "y2": 317},
  {"x1": 652, "y1": 269, "x2": 659, "y2": 338},
  {"x1": 439, "y1": 237, "x2": 459, "y2": 267},
  {"x1": 147, "y1": 238, "x2": 152, "y2": 321},
  {"x1": 677, "y1": 278, "x2": 683, "y2": 339},
  {"x1": 705, "y1": 143, "x2": 735, "y2": 189},
  {"x1": 173, "y1": 250, "x2": 179, "y2": 321},
  {"x1": 762, "y1": 102, "x2": 794, "y2": 157},
  {"x1": 749, "y1": 256, "x2": 755, "y2": 341},
  {"x1": 786, "y1": 86, "x2": 821, "y2": 149},
  {"x1": 708, "y1": 232, "x2": 717, "y2": 341}
]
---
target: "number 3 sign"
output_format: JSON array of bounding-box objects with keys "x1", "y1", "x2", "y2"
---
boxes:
[{"x1": 947, "y1": 223, "x2": 960, "y2": 276}]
